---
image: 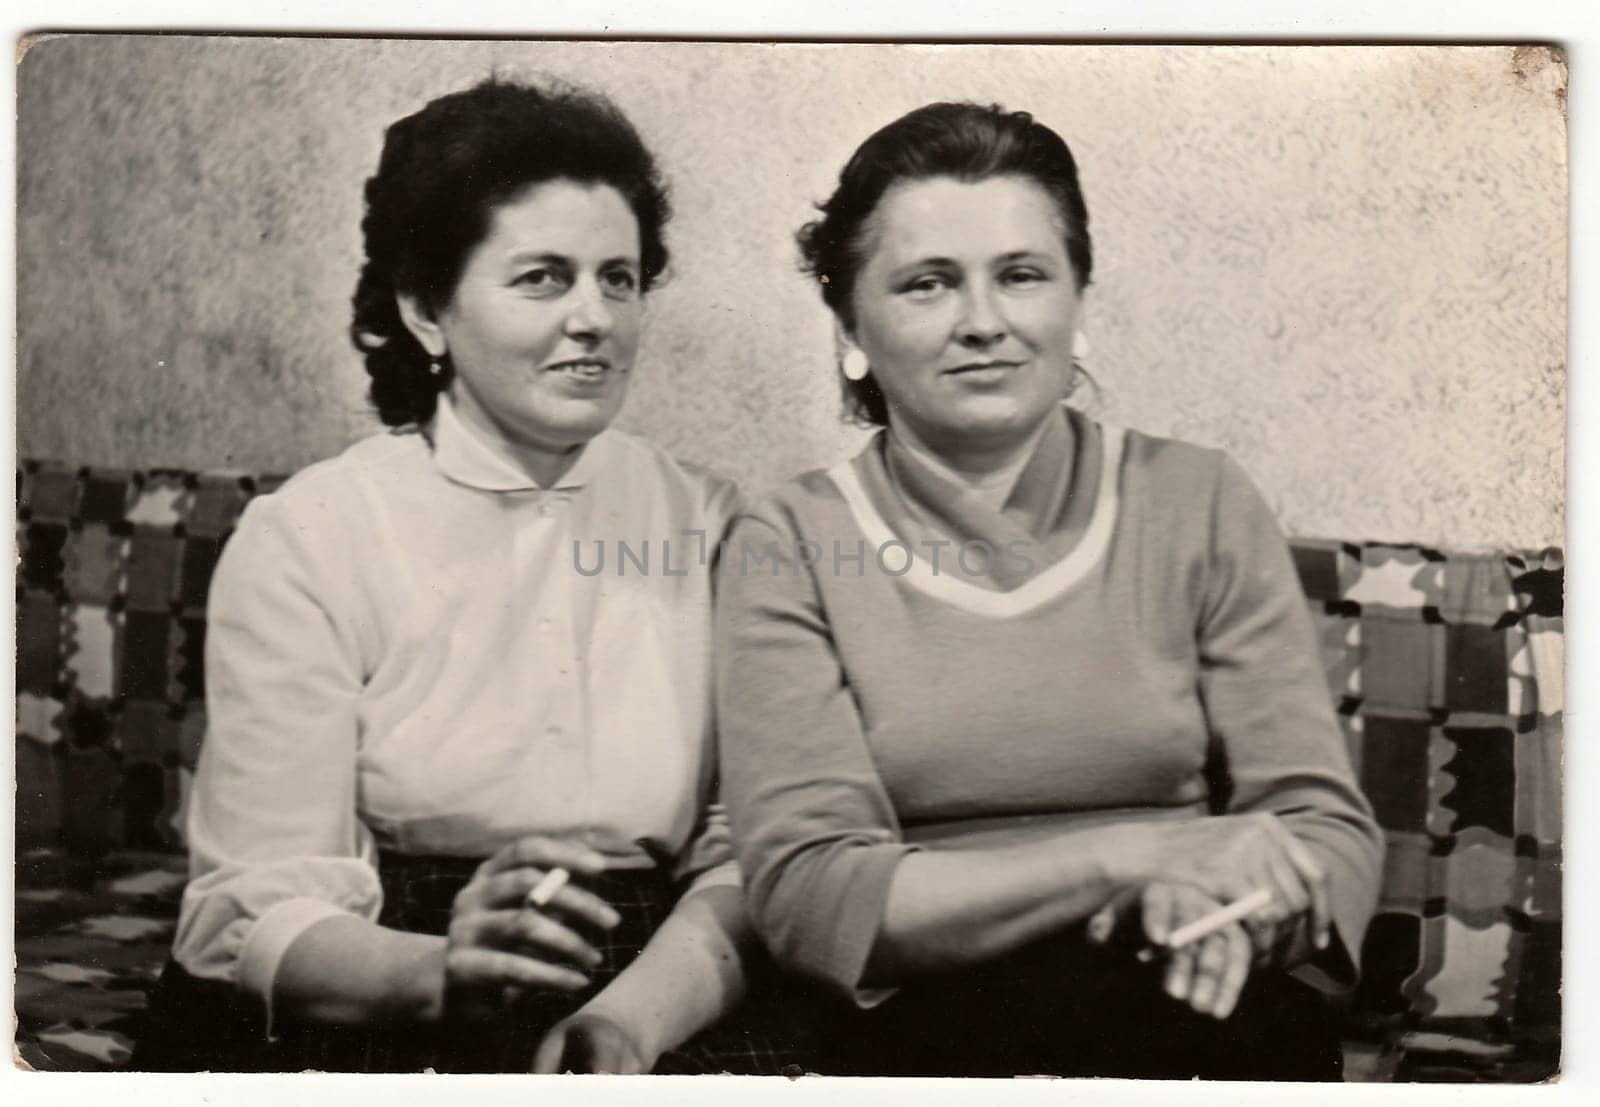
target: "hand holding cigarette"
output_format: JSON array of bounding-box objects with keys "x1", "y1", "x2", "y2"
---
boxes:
[
  {"x1": 527, "y1": 867, "x2": 571, "y2": 908},
  {"x1": 1085, "y1": 883, "x2": 1266, "y2": 1020},
  {"x1": 1136, "y1": 887, "x2": 1271, "y2": 962},
  {"x1": 440, "y1": 837, "x2": 619, "y2": 1022}
]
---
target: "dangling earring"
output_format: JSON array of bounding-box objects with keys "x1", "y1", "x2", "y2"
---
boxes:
[
  {"x1": 842, "y1": 348, "x2": 870, "y2": 382},
  {"x1": 1066, "y1": 330, "x2": 1093, "y2": 404},
  {"x1": 1072, "y1": 330, "x2": 1090, "y2": 364},
  {"x1": 428, "y1": 356, "x2": 445, "y2": 379}
]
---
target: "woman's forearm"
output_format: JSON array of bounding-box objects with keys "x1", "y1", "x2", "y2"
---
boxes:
[
  {"x1": 868, "y1": 823, "x2": 1155, "y2": 982},
  {"x1": 273, "y1": 913, "x2": 447, "y2": 1027},
  {"x1": 579, "y1": 884, "x2": 751, "y2": 1059}
]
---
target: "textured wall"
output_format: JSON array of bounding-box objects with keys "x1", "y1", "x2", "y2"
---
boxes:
[{"x1": 17, "y1": 39, "x2": 1566, "y2": 549}]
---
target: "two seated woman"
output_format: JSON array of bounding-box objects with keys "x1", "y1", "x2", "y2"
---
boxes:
[{"x1": 135, "y1": 77, "x2": 1381, "y2": 1079}]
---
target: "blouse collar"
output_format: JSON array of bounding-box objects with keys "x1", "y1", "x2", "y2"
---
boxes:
[{"x1": 429, "y1": 391, "x2": 612, "y2": 493}]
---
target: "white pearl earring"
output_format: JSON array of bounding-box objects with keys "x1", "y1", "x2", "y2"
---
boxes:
[{"x1": 842, "y1": 348, "x2": 871, "y2": 382}]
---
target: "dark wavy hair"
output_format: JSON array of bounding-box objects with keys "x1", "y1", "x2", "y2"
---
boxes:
[
  {"x1": 350, "y1": 78, "x2": 671, "y2": 426},
  {"x1": 797, "y1": 102, "x2": 1094, "y2": 426}
]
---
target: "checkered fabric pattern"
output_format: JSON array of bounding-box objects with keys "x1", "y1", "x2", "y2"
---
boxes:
[
  {"x1": 15, "y1": 847, "x2": 188, "y2": 1070},
  {"x1": 14, "y1": 459, "x2": 1563, "y2": 1078},
  {"x1": 1290, "y1": 540, "x2": 1562, "y2": 1079},
  {"x1": 16, "y1": 459, "x2": 282, "y2": 856}
]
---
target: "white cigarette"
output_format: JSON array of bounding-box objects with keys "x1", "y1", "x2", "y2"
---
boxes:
[
  {"x1": 1163, "y1": 888, "x2": 1272, "y2": 950},
  {"x1": 527, "y1": 868, "x2": 570, "y2": 908}
]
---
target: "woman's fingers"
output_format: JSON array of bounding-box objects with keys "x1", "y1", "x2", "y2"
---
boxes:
[
  {"x1": 1212, "y1": 923, "x2": 1253, "y2": 1020},
  {"x1": 481, "y1": 836, "x2": 610, "y2": 879},
  {"x1": 534, "y1": 1015, "x2": 646, "y2": 1075},
  {"x1": 446, "y1": 946, "x2": 590, "y2": 994},
  {"x1": 1145, "y1": 815, "x2": 1336, "y2": 966},
  {"x1": 1086, "y1": 903, "x2": 1116, "y2": 946},
  {"x1": 1087, "y1": 886, "x2": 1141, "y2": 945},
  {"x1": 575, "y1": 1018, "x2": 646, "y2": 1075},
  {"x1": 1162, "y1": 887, "x2": 1203, "y2": 1005},
  {"x1": 1188, "y1": 930, "x2": 1228, "y2": 1013},
  {"x1": 476, "y1": 870, "x2": 622, "y2": 930},
  {"x1": 1278, "y1": 833, "x2": 1332, "y2": 950},
  {"x1": 501, "y1": 909, "x2": 605, "y2": 969},
  {"x1": 1250, "y1": 819, "x2": 1330, "y2": 952},
  {"x1": 531, "y1": 1023, "x2": 570, "y2": 1074},
  {"x1": 1141, "y1": 883, "x2": 1179, "y2": 948},
  {"x1": 1261, "y1": 854, "x2": 1307, "y2": 926},
  {"x1": 544, "y1": 883, "x2": 621, "y2": 931},
  {"x1": 453, "y1": 908, "x2": 605, "y2": 969},
  {"x1": 1164, "y1": 938, "x2": 1195, "y2": 1004}
]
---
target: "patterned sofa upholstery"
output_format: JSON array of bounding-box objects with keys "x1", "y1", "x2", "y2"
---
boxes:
[
  {"x1": 1289, "y1": 540, "x2": 1563, "y2": 1080},
  {"x1": 13, "y1": 459, "x2": 1564, "y2": 1079}
]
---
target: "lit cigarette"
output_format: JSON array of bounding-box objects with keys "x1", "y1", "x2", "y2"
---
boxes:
[
  {"x1": 1137, "y1": 888, "x2": 1272, "y2": 961},
  {"x1": 527, "y1": 868, "x2": 570, "y2": 908}
]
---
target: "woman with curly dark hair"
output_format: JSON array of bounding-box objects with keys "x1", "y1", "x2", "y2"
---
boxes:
[{"x1": 133, "y1": 77, "x2": 798, "y2": 1075}]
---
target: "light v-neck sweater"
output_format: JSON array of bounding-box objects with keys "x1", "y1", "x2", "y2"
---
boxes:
[{"x1": 714, "y1": 416, "x2": 1381, "y2": 1002}]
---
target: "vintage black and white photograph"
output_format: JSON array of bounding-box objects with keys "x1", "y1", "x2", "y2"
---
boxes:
[{"x1": 12, "y1": 34, "x2": 1567, "y2": 1087}]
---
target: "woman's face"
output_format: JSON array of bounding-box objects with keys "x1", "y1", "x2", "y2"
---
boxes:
[
  {"x1": 847, "y1": 174, "x2": 1083, "y2": 451},
  {"x1": 421, "y1": 179, "x2": 644, "y2": 455}
]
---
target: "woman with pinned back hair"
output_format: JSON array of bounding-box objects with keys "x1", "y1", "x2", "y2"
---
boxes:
[
  {"x1": 715, "y1": 101, "x2": 1383, "y2": 1078},
  {"x1": 133, "y1": 78, "x2": 804, "y2": 1074}
]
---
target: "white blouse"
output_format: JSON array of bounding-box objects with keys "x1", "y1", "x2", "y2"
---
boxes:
[{"x1": 174, "y1": 395, "x2": 741, "y2": 1005}]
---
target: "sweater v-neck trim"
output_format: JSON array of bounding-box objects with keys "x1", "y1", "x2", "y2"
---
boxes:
[{"x1": 827, "y1": 414, "x2": 1125, "y2": 618}]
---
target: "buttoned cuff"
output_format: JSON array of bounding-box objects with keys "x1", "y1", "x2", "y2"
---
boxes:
[{"x1": 237, "y1": 896, "x2": 356, "y2": 1038}]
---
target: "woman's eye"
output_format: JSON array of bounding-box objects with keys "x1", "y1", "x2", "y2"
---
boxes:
[
  {"x1": 516, "y1": 268, "x2": 567, "y2": 293},
  {"x1": 902, "y1": 274, "x2": 950, "y2": 299},
  {"x1": 1002, "y1": 268, "x2": 1048, "y2": 287},
  {"x1": 602, "y1": 269, "x2": 639, "y2": 295}
]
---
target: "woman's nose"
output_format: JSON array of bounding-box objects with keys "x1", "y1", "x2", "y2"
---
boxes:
[
  {"x1": 564, "y1": 279, "x2": 613, "y2": 342},
  {"x1": 955, "y1": 283, "x2": 1006, "y2": 346}
]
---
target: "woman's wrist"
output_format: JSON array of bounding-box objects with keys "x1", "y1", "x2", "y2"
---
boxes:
[
  {"x1": 573, "y1": 993, "x2": 665, "y2": 1065},
  {"x1": 372, "y1": 927, "x2": 449, "y2": 1024},
  {"x1": 273, "y1": 918, "x2": 449, "y2": 1028},
  {"x1": 1090, "y1": 821, "x2": 1165, "y2": 889},
  {"x1": 409, "y1": 936, "x2": 449, "y2": 1023}
]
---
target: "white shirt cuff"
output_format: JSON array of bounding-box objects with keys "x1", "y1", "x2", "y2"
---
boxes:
[{"x1": 236, "y1": 896, "x2": 355, "y2": 1038}]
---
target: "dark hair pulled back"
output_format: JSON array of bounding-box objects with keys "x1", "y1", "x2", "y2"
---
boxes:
[{"x1": 797, "y1": 102, "x2": 1093, "y2": 426}]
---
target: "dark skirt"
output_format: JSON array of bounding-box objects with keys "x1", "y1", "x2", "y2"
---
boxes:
[
  {"x1": 131, "y1": 852, "x2": 820, "y2": 1074},
  {"x1": 816, "y1": 922, "x2": 1346, "y2": 1080}
]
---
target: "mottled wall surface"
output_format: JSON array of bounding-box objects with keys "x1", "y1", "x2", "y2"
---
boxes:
[{"x1": 17, "y1": 40, "x2": 1566, "y2": 549}]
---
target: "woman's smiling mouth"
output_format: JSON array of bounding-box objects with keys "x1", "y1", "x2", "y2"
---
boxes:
[
  {"x1": 945, "y1": 359, "x2": 1024, "y2": 379},
  {"x1": 545, "y1": 357, "x2": 614, "y2": 381}
]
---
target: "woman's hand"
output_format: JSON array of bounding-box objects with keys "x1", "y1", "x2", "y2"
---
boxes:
[
  {"x1": 531, "y1": 1007, "x2": 656, "y2": 1074},
  {"x1": 1087, "y1": 882, "x2": 1253, "y2": 1020},
  {"x1": 1109, "y1": 813, "x2": 1331, "y2": 954},
  {"x1": 443, "y1": 836, "x2": 622, "y2": 1020}
]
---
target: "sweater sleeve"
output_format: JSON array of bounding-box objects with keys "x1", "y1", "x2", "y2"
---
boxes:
[
  {"x1": 174, "y1": 490, "x2": 382, "y2": 1029},
  {"x1": 715, "y1": 509, "x2": 917, "y2": 1003},
  {"x1": 1195, "y1": 454, "x2": 1384, "y2": 990},
  {"x1": 670, "y1": 473, "x2": 748, "y2": 897}
]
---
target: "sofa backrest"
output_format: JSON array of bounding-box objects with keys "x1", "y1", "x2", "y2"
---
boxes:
[
  {"x1": 17, "y1": 461, "x2": 282, "y2": 854},
  {"x1": 1289, "y1": 539, "x2": 1563, "y2": 1039},
  {"x1": 15, "y1": 460, "x2": 1563, "y2": 1039}
]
